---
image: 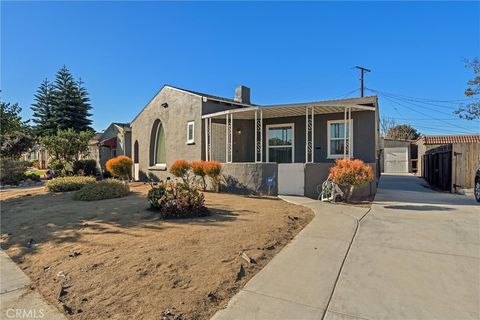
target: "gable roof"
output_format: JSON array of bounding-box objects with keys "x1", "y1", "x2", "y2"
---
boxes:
[
  {"x1": 166, "y1": 85, "x2": 257, "y2": 107},
  {"x1": 418, "y1": 135, "x2": 480, "y2": 145}
]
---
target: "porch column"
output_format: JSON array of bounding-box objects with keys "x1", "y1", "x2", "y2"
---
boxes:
[
  {"x1": 204, "y1": 118, "x2": 212, "y2": 161},
  {"x1": 225, "y1": 114, "x2": 233, "y2": 163},
  {"x1": 255, "y1": 109, "x2": 263, "y2": 162},
  {"x1": 305, "y1": 106, "x2": 314, "y2": 163},
  {"x1": 343, "y1": 107, "x2": 352, "y2": 159}
]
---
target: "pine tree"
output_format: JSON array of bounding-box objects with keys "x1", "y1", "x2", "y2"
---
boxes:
[
  {"x1": 52, "y1": 66, "x2": 92, "y2": 132},
  {"x1": 74, "y1": 78, "x2": 93, "y2": 131},
  {"x1": 31, "y1": 79, "x2": 56, "y2": 136},
  {"x1": 31, "y1": 66, "x2": 93, "y2": 136}
]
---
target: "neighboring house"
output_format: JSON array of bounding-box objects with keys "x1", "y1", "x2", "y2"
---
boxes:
[
  {"x1": 22, "y1": 144, "x2": 49, "y2": 169},
  {"x1": 417, "y1": 135, "x2": 480, "y2": 194},
  {"x1": 380, "y1": 138, "x2": 418, "y2": 174},
  {"x1": 95, "y1": 123, "x2": 132, "y2": 171},
  {"x1": 130, "y1": 85, "x2": 380, "y2": 198}
]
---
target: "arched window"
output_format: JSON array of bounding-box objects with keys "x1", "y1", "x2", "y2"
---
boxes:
[
  {"x1": 150, "y1": 120, "x2": 166, "y2": 166},
  {"x1": 133, "y1": 140, "x2": 139, "y2": 163}
]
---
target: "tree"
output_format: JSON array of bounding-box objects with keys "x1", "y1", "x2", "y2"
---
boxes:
[
  {"x1": 455, "y1": 58, "x2": 480, "y2": 120},
  {"x1": 380, "y1": 117, "x2": 396, "y2": 137},
  {"x1": 53, "y1": 66, "x2": 93, "y2": 132},
  {"x1": 386, "y1": 124, "x2": 420, "y2": 140},
  {"x1": 31, "y1": 79, "x2": 57, "y2": 136},
  {"x1": 31, "y1": 66, "x2": 93, "y2": 136},
  {"x1": 0, "y1": 101, "x2": 34, "y2": 159},
  {"x1": 40, "y1": 128, "x2": 94, "y2": 175}
]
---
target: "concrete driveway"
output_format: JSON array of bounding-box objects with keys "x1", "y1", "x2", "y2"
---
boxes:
[
  {"x1": 326, "y1": 173, "x2": 480, "y2": 319},
  {"x1": 212, "y1": 173, "x2": 479, "y2": 320}
]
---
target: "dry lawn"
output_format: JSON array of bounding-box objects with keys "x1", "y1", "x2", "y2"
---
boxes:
[{"x1": 0, "y1": 184, "x2": 313, "y2": 320}]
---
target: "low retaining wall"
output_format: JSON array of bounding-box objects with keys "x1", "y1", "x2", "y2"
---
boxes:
[
  {"x1": 221, "y1": 162, "x2": 377, "y2": 200},
  {"x1": 221, "y1": 163, "x2": 278, "y2": 196}
]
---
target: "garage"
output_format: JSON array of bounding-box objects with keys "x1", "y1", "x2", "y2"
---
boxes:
[{"x1": 384, "y1": 147, "x2": 409, "y2": 173}]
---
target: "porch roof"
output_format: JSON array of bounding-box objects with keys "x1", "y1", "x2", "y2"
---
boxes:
[{"x1": 201, "y1": 96, "x2": 377, "y2": 119}]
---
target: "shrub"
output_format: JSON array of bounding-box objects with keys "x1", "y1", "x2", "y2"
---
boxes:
[
  {"x1": 106, "y1": 156, "x2": 133, "y2": 180},
  {"x1": 45, "y1": 176, "x2": 96, "y2": 192},
  {"x1": 0, "y1": 160, "x2": 29, "y2": 185},
  {"x1": 169, "y1": 160, "x2": 192, "y2": 186},
  {"x1": 73, "y1": 159, "x2": 98, "y2": 176},
  {"x1": 204, "y1": 161, "x2": 222, "y2": 192},
  {"x1": 147, "y1": 179, "x2": 208, "y2": 219},
  {"x1": 73, "y1": 179, "x2": 129, "y2": 201},
  {"x1": 329, "y1": 159, "x2": 374, "y2": 201},
  {"x1": 24, "y1": 171, "x2": 41, "y2": 182},
  {"x1": 191, "y1": 161, "x2": 207, "y2": 191}
]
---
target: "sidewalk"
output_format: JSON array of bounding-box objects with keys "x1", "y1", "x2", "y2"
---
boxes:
[
  {"x1": 0, "y1": 250, "x2": 65, "y2": 320},
  {"x1": 211, "y1": 195, "x2": 368, "y2": 320}
]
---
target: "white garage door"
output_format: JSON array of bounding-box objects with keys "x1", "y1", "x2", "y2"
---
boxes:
[
  {"x1": 278, "y1": 163, "x2": 305, "y2": 195},
  {"x1": 385, "y1": 147, "x2": 409, "y2": 173}
]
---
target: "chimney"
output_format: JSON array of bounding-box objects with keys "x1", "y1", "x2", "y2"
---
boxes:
[{"x1": 234, "y1": 85, "x2": 251, "y2": 104}]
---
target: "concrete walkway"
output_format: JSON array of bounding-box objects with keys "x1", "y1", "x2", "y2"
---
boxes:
[
  {"x1": 212, "y1": 174, "x2": 480, "y2": 320},
  {"x1": 0, "y1": 251, "x2": 65, "y2": 320},
  {"x1": 211, "y1": 195, "x2": 371, "y2": 319}
]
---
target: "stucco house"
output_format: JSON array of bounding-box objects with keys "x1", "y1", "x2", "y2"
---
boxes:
[
  {"x1": 130, "y1": 85, "x2": 380, "y2": 198},
  {"x1": 93, "y1": 122, "x2": 132, "y2": 172}
]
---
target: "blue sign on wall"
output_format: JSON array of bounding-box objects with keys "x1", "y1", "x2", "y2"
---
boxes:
[{"x1": 266, "y1": 176, "x2": 274, "y2": 187}]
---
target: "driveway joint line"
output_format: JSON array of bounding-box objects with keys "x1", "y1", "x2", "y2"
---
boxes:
[{"x1": 321, "y1": 207, "x2": 372, "y2": 320}]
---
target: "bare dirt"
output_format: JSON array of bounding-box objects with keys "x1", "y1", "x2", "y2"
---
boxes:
[{"x1": 0, "y1": 184, "x2": 313, "y2": 320}]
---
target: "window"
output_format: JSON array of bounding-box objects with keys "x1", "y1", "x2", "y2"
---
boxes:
[
  {"x1": 150, "y1": 119, "x2": 166, "y2": 167},
  {"x1": 327, "y1": 119, "x2": 353, "y2": 158},
  {"x1": 186, "y1": 121, "x2": 194, "y2": 144},
  {"x1": 266, "y1": 124, "x2": 294, "y2": 163}
]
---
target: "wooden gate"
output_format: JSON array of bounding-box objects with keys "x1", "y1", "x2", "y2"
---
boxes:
[{"x1": 423, "y1": 144, "x2": 452, "y2": 191}]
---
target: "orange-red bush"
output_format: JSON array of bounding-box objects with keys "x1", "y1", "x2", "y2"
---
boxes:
[
  {"x1": 105, "y1": 156, "x2": 133, "y2": 180},
  {"x1": 191, "y1": 161, "x2": 207, "y2": 190},
  {"x1": 203, "y1": 161, "x2": 222, "y2": 192},
  {"x1": 169, "y1": 160, "x2": 191, "y2": 178},
  {"x1": 329, "y1": 159, "x2": 374, "y2": 186}
]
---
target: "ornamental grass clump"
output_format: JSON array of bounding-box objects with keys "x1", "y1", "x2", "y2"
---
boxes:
[
  {"x1": 106, "y1": 156, "x2": 133, "y2": 180},
  {"x1": 45, "y1": 176, "x2": 96, "y2": 192},
  {"x1": 73, "y1": 179, "x2": 129, "y2": 201},
  {"x1": 329, "y1": 159, "x2": 374, "y2": 201}
]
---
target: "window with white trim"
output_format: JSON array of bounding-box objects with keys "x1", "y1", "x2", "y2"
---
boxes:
[
  {"x1": 186, "y1": 121, "x2": 194, "y2": 144},
  {"x1": 266, "y1": 124, "x2": 294, "y2": 163},
  {"x1": 327, "y1": 119, "x2": 352, "y2": 158}
]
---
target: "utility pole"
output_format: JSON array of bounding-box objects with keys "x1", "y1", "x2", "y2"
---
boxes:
[{"x1": 355, "y1": 66, "x2": 371, "y2": 97}]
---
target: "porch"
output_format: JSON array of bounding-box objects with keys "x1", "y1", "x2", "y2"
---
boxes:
[{"x1": 202, "y1": 97, "x2": 379, "y2": 198}]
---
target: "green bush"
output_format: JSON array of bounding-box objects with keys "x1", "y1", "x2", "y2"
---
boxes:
[
  {"x1": 0, "y1": 160, "x2": 29, "y2": 185},
  {"x1": 24, "y1": 171, "x2": 41, "y2": 182},
  {"x1": 73, "y1": 159, "x2": 98, "y2": 176},
  {"x1": 147, "y1": 180, "x2": 208, "y2": 219},
  {"x1": 45, "y1": 176, "x2": 96, "y2": 192},
  {"x1": 73, "y1": 179, "x2": 129, "y2": 201}
]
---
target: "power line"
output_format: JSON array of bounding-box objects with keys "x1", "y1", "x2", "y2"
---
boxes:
[
  {"x1": 380, "y1": 95, "x2": 479, "y2": 133},
  {"x1": 366, "y1": 88, "x2": 476, "y2": 103}
]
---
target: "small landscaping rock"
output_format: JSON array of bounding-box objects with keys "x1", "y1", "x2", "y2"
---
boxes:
[
  {"x1": 62, "y1": 304, "x2": 74, "y2": 315},
  {"x1": 69, "y1": 251, "x2": 81, "y2": 258},
  {"x1": 235, "y1": 264, "x2": 245, "y2": 282}
]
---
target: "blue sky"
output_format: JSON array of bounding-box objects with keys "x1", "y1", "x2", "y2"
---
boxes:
[{"x1": 2, "y1": 1, "x2": 479, "y2": 135}]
